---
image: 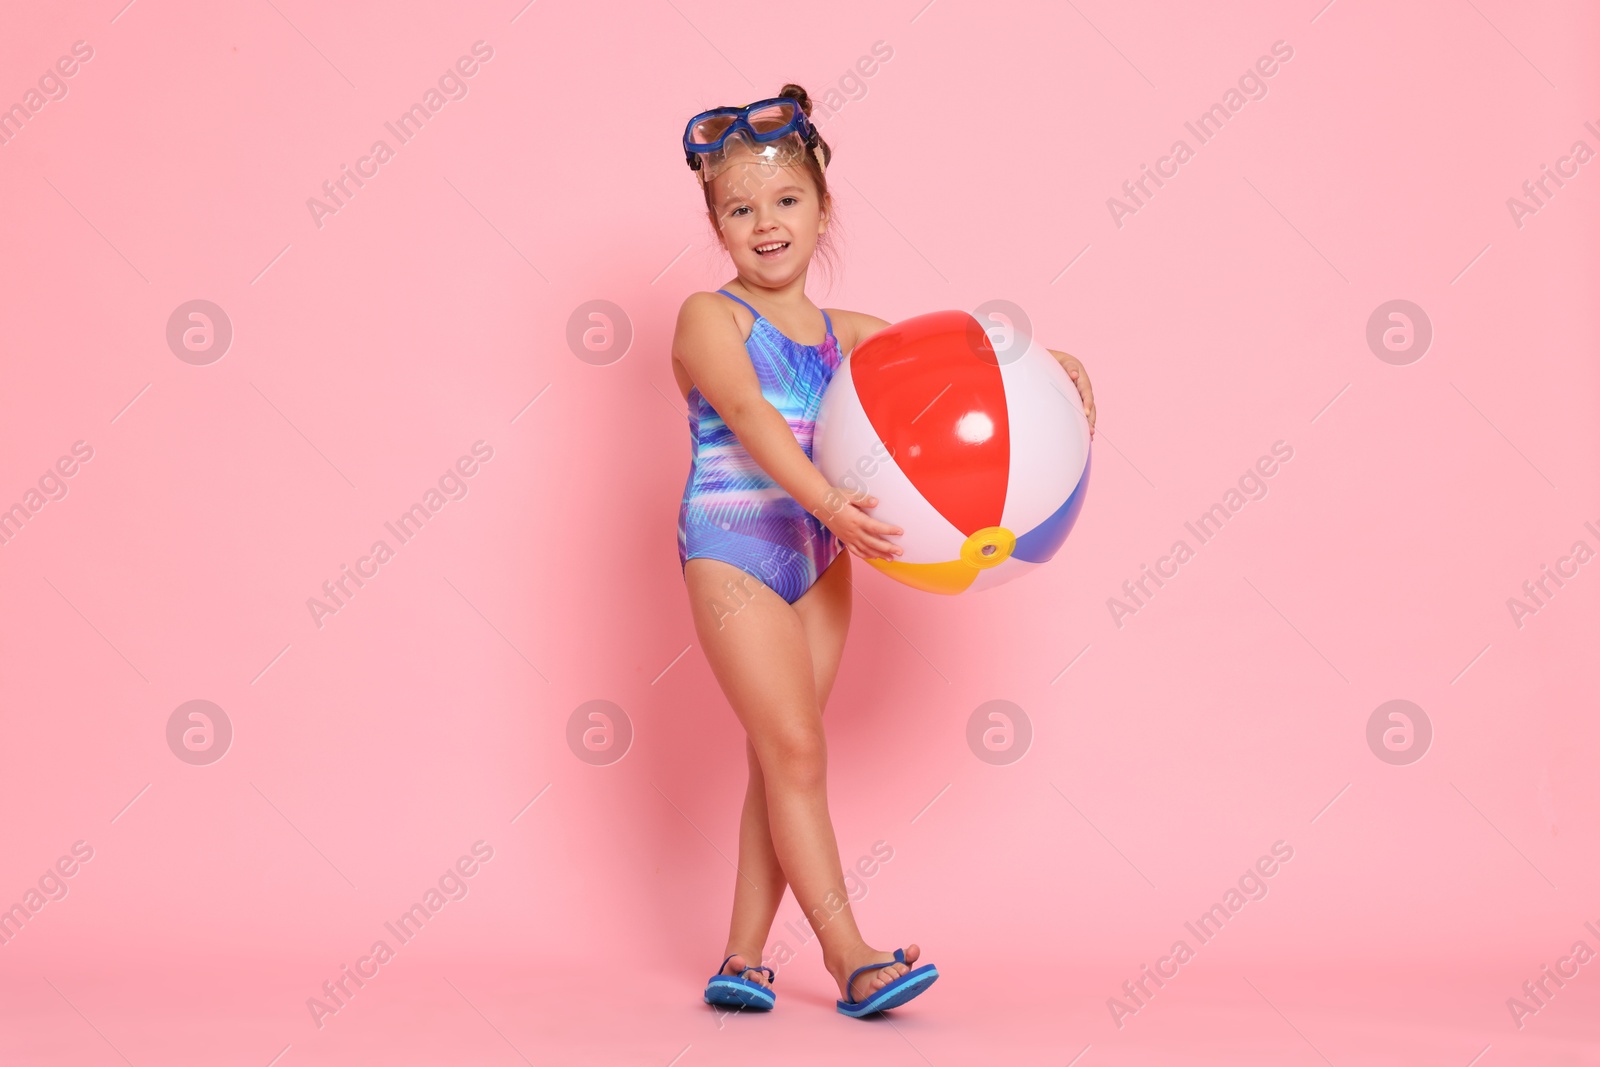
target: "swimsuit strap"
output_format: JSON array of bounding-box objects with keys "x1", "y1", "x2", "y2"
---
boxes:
[
  {"x1": 715, "y1": 288, "x2": 761, "y2": 318},
  {"x1": 716, "y1": 289, "x2": 833, "y2": 345}
]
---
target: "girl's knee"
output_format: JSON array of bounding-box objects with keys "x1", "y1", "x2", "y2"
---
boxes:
[{"x1": 760, "y1": 726, "x2": 827, "y2": 785}]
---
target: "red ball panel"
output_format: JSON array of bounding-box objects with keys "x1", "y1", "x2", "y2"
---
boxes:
[{"x1": 849, "y1": 311, "x2": 1010, "y2": 536}]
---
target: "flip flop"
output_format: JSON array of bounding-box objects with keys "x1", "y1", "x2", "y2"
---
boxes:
[
  {"x1": 703, "y1": 953, "x2": 777, "y2": 1011},
  {"x1": 837, "y1": 948, "x2": 939, "y2": 1017}
]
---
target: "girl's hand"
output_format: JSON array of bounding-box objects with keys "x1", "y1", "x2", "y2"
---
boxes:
[
  {"x1": 1054, "y1": 351, "x2": 1097, "y2": 440},
  {"x1": 814, "y1": 486, "x2": 904, "y2": 562}
]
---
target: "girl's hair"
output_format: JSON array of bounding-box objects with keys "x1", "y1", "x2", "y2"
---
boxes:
[{"x1": 701, "y1": 83, "x2": 839, "y2": 284}]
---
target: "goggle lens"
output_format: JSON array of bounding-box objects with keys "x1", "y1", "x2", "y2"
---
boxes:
[
  {"x1": 744, "y1": 102, "x2": 796, "y2": 133},
  {"x1": 688, "y1": 114, "x2": 733, "y2": 146}
]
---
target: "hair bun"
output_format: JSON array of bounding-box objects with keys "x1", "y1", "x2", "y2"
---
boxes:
[{"x1": 778, "y1": 83, "x2": 813, "y2": 117}]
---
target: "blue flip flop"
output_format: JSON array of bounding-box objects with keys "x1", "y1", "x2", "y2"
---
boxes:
[
  {"x1": 703, "y1": 953, "x2": 777, "y2": 1011},
  {"x1": 837, "y1": 948, "x2": 939, "y2": 1017}
]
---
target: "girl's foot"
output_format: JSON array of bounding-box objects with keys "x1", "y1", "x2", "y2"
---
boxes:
[
  {"x1": 830, "y1": 942, "x2": 921, "y2": 1003},
  {"x1": 720, "y1": 951, "x2": 773, "y2": 988}
]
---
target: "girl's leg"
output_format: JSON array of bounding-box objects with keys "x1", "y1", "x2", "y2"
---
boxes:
[
  {"x1": 715, "y1": 738, "x2": 784, "y2": 984},
  {"x1": 687, "y1": 552, "x2": 920, "y2": 1003},
  {"x1": 718, "y1": 551, "x2": 852, "y2": 982}
]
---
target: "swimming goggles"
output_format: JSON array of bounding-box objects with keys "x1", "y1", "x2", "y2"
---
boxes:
[{"x1": 683, "y1": 97, "x2": 821, "y2": 183}]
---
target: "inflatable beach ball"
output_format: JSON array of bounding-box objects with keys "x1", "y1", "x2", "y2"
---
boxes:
[{"x1": 813, "y1": 310, "x2": 1092, "y2": 595}]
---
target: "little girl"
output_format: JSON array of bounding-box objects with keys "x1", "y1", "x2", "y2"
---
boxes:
[{"x1": 672, "y1": 84, "x2": 1097, "y2": 1018}]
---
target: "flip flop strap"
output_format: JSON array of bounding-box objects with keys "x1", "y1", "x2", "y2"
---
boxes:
[
  {"x1": 843, "y1": 947, "x2": 906, "y2": 1004},
  {"x1": 717, "y1": 955, "x2": 777, "y2": 984}
]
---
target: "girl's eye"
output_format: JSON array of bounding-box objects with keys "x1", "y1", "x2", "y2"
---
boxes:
[{"x1": 780, "y1": 197, "x2": 798, "y2": 206}]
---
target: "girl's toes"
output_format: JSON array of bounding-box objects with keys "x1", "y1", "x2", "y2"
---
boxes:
[{"x1": 727, "y1": 955, "x2": 769, "y2": 986}]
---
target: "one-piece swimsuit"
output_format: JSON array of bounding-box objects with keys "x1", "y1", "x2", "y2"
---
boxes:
[{"x1": 677, "y1": 289, "x2": 846, "y2": 604}]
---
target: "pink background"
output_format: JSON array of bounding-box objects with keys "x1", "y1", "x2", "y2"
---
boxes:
[{"x1": 2, "y1": 0, "x2": 1597, "y2": 1063}]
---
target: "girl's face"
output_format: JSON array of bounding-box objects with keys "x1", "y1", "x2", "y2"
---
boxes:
[{"x1": 707, "y1": 151, "x2": 829, "y2": 286}]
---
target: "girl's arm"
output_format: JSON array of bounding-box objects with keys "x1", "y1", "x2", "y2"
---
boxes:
[
  {"x1": 674, "y1": 294, "x2": 902, "y2": 558},
  {"x1": 840, "y1": 310, "x2": 893, "y2": 350},
  {"x1": 842, "y1": 310, "x2": 1097, "y2": 440}
]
